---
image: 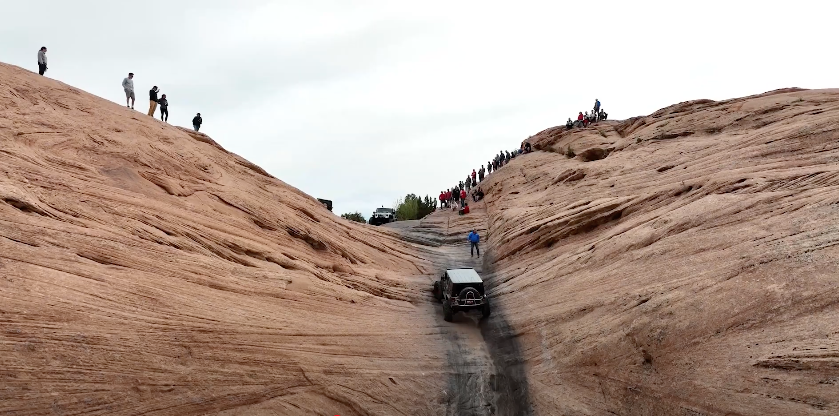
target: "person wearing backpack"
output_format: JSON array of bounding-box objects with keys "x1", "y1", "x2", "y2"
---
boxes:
[{"x1": 158, "y1": 94, "x2": 169, "y2": 122}]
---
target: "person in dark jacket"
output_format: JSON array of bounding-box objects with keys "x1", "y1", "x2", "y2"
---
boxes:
[
  {"x1": 467, "y1": 230, "x2": 480, "y2": 257},
  {"x1": 193, "y1": 113, "x2": 202, "y2": 131},
  {"x1": 148, "y1": 86, "x2": 159, "y2": 116},
  {"x1": 158, "y1": 94, "x2": 169, "y2": 122},
  {"x1": 37, "y1": 47, "x2": 48, "y2": 75}
]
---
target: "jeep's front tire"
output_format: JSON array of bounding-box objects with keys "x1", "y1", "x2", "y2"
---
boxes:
[
  {"x1": 433, "y1": 281, "x2": 442, "y2": 301},
  {"x1": 443, "y1": 302, "x2": 453, "y2": 322},
  {"x1": 482, "y1": 301, "x2": 491, "y2": 319}
]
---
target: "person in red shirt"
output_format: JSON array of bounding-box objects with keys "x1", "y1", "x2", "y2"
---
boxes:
[
  {"x1": 460, "y1": 189, "x2": 467, "y2": 204},
  {"x1": 471, "y1": 169, "x2": 477, "y2": 182},
  {"x1": 439, "y1": 191, "x2": 445, "y2": 209},
  {"x1": 463, "y1": 204, "x2": 470, "y2": 214},
  {"x1": 577, "y1": 112, "x2": 584, "y2": 121}
]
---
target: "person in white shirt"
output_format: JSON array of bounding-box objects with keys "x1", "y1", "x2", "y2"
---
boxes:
[
  {"x1": 122, "y1": 73, "x2": 135, "y2": 109},
  {"x1": 37, "y1": 47, "x2": 47, "y2": 75}
]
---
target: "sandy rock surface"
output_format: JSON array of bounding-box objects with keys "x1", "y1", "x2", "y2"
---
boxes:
[
  {"x1": 479, "y1": 88, "x2": 839, "y2": 415},
  {"x1": 4, "y1": 60, "x2": 839, "y2": 416},
  {"x1": 0, "y1": 63, "x2": 449, "y2": 415}
]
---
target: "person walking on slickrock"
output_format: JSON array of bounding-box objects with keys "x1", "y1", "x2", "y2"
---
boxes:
[
  {"x1": 37, "y1": 47, "x2": 48, "y2": 75},
  {"x1": 193, "y1": 113, "x2": 203, "y2": 131},
  {"x1": 468, "y1": 229, "x2": 480, "y2": 258}
]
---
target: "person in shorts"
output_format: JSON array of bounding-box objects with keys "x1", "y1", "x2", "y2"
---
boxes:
[{"x1": 122, "y1": 73, "x2": 135, "y2": 109}]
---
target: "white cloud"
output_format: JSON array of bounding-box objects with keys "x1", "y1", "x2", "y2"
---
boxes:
[{"x1": 1, "y1": 0, "x2": 836, "y2": 217}]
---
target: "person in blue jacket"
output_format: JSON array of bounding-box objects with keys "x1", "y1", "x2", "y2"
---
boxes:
[{"x1": 468, "y1": 230, "x2": 480, "y2": 258}]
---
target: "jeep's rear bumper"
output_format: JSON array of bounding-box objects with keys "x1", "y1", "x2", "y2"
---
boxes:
[{"x1": 451, "y1": 298, "x2": 486, "y2": 309}]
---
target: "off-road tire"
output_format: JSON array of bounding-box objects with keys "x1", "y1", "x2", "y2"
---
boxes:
[
  {"x1": 443, "y1": 302, "x2": 453, "y2": 322},
  {"x1": 433, "y1": 281, "x2": 442, "y2": 301},
  {"x1": 457, "y1": 286, "x2": 481, "y2": 301},
  {"x1": 482, "y1": 301, "x2": 491, "y2": 318}
]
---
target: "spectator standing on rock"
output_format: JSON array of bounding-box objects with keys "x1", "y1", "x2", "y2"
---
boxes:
[
  {"x1": 471, "y1": 169, "x2": 477, "y2": 183},
  {"x1": 478, "y1": 167, "x2": 485, "y2": 182},
  {"x1": 193, "y1": 113, "x2": 202, "y2": 131},
  {"x1": 158, "y1": 94, "x2": 169, "y2": 122},
  {"x1": 122, "y1": 73, "x2": 135, "y2": 109},
  {"x1": 37, "y1": 47, "x2": 48, "y2": 75},
  {"x1": 594, "y1": 98, "x2": 601, "y2": 116},
  {"x1": 487, "y1": 161, "x2": 492, "y2": 174},
  {"x1": 460, "y1": 188, "x2": 467, "y2": 205},
  {"x1": 148, "y1": 86, "x2": 160, "y2": 116},
  {"x1": 468, "y1": 229, "x2": 480, "y2": 258}
]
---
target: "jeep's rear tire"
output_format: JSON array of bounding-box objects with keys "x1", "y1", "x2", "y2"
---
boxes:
[
  {"x1": 482, "y1": 301, "x2": 491, "y2": 318},
  {"x1": 433, "y1": 281, "x2": 442, "y2": 301},
  {"x1": 443, "y1": 302, "x2": 453, "y2": 322}
]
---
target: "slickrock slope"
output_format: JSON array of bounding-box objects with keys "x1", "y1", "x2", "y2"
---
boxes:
[
  {"x1": 0, "y1": 63, "x2": 446, "y2": 415},
  {"x1": 480, "y1": 88, "x2": 839, "y2": 415}
]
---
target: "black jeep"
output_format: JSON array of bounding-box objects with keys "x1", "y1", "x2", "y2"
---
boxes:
[{"x1": 432, "y1": 268, "x2": 491, "y2": 322}]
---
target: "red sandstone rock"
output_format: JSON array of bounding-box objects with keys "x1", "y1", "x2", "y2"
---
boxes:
[
  {"x1": 484, "y1": 88, "x2": 839, "y2": 415},
  {"x1": 0, "y1": 62, "x2": 445, "y2": 415}
]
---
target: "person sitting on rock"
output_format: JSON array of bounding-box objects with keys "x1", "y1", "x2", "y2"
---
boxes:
[
  {"x1": 583, "y1": 111, "x2": 591, "y2": 127},
  {"x1": 525, "y1": 142, "x2": 532, "y2": 153},
  {"x1": 566, "y1": 118, "x2": 574, "y2": 129},
  {"x1": 576, "y1": 112, "x2": 584, "y2": 127},
  {"x1": 459, "y1": 201, "x2": 470, "y2": 215},
  {"x1": 599, "y1": 109, "x2": 608, "y2": 120}
]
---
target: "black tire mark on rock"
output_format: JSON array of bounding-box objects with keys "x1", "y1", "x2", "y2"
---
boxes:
[
  {"x1": 395, "y1": 218, "x2": 532, "y2": 415},
  {"x1": 479, "y1": 249, "x2": 532, "y2": 416}
]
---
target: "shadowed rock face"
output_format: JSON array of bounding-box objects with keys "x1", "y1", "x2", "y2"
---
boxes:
[
  {"x1": 0, "y1": 62, "x2": 452, "y2": 415},
  {"x1": 485, "y1": 88, "x2": 839, "y2": 415}
]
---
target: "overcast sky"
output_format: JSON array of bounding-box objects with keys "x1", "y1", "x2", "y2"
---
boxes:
[{"x1": 1, "y1": 1, "x2": 836, "y2": 218}]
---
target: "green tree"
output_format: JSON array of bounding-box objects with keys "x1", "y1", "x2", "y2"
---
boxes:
[
  {"x1": 394, "y1": 194, "x2": 437, "y2": 220},
  {"x1": 341, "y1": 212, "x2": 366, "y2": 223}
]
